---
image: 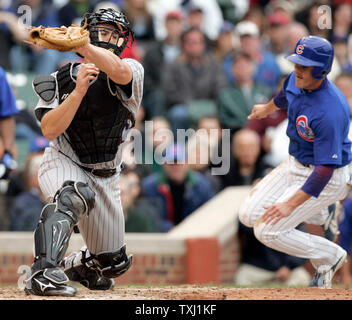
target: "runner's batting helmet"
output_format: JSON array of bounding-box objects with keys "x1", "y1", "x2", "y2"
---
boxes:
[
  {"x1": 286, "y1": 36, "x2": 334, "y2": 80},
  {"x1": 81, "y1": 8, "x2": 134, "y2": 56}
]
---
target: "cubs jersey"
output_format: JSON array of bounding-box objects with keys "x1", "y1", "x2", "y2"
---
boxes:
[{"x1": 279, "y1": 72, "x2": 352, "y2": 168}]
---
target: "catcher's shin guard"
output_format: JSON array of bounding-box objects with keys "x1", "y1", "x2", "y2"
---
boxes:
[{"x1": 26, "y1": 181, "x2": 95, "y2": 295}]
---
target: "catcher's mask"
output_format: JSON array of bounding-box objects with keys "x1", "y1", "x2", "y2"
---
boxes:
[{"x1": 81, "y1": 8, "x2": 134, "y2": 56}]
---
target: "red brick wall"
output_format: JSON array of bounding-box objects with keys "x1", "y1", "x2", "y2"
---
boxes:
[
  {"x1": 219, "y1": 235, "x2": 240, "y2": 283},
  {"x1": 0, "y1": 253, "x2": 33, "y2": 284},
  {"x1": 0, "y1": 238, "x2": 240, "y2": 285},
  {"x1": 0, "y1": 252, "x2": 187, "y2": 285},
  {"x1": 117, "y1": 253, "x2": 186, "y2": 285}
]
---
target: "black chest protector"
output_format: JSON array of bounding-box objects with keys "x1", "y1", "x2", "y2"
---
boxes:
[{"x1": 57, "y1": 63, "x2": 135, "y2": 164}]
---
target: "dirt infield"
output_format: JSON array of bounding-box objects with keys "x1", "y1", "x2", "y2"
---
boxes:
[{"x1": 1, "y1": 285, "x2": 352, "y2": 300}]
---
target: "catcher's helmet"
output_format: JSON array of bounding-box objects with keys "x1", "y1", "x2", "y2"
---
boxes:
[
  {"x1": 285, "y1": 36, "x2": 334, "y2": 80},
  {"x1": 81, "y1": 8, "x2": 134, "y2": 56}
]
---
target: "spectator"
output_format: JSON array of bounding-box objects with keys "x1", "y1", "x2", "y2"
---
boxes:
[
  {"x1": 234, "y1": 221, "x2": 311, "y2": 286},
  {"x1": 150, "y1": 0, "x2": 223, "y2": 42},
  {"x1": 211, "y1": 21, "x2": 236, "y2": 64},
  {"x1": 0, "y1": 10, "x2": 27, "y2": 70},
  {"x1": 245, "y1": 74, "x2": 288, "y2": 154},
  {"x1": 265, "y1": 0, "x2": 296, "y2": 23},
  {"x1": 261, "y1": 118, "x2": 289, "y2": 168},
  {"x1": 305, "y1": 3, "x2": 330, "y2": 39},
  {"x1": 245, "y1": 74, "x2": 288, "y2": 166},
  {"x1": 162, "y1": 27, "x2": 227, "y2": 133},
  {"x1": 183, "y1": 3, "x2": 211, "y2": 48},
  {"x1": 0, "y1": 66, "x2": 19, "y2": 158},
  {"x1": 276, "y1": 22, "x2": 309, "y2": 75},
  {"x1": 224, "y1": 20, "x2": 282, "y2": 92},
  {"x1": 142, "y1": 143, "x2": 214, "y2": 232},
  {"x1": 0, "y1": 66, "x2": 20, "y2": 230},
  {"x1": 122, "y1": 0, "x2": 155, "y2": 48},
  {"x1": 337, "y1": 196, "x2": 352, "y2": 285},
  {"x1": 241, "y1": 6, "x2": 266, "y2": 35},
  {"x1": 7, "y1": 135, "x2": 49, "y2": 201},
  {"x1": 10, "y1": 0, "x2": 62, "y2": 74},
  {"x1": 58, "y1": 0, "x2": 94, "y2": 27},
  {"x1": 331, "y1": 35, "x2": 352, "y2": 73},
  {"x1": 335, "y1": 72, "x2": 352, "y2": 112},
  {"x1": 197, "y1": 115, "x2": 223, "y2": 163},
  {"x1": 148, "y1": 116, "x2": 173, "y2": 173},
  {"x1": 215, "y1": 0, "x2": 242, "y2": 24},
  {"x1": 142, "y1": 10, "x2": 183, "y2": 119},
  {"x1": 218, "y1": 52, "x2": 272, "y2": 133},
  {"x1": 15, "y1": 107, "x2": 43, "y2": 142},
  {"x1": 182, "y1": 0, "x2": 223, "y2": 41},
  {"x1": 334, "y1": 72, "x2": 352, "y2": 140},
  {"x1": 220, "y1": 129, "x2": 271, "y2": 189},
  {"x1": 120, "y1": 170, "x2": 161, "y2": 232},
  {"x1": 122, "y1": 116, "x2": 173, "y2": 178},
  {"x1": 8, "y1": 153, "x2": 45, "y2": 231},
  {"x1": 186, "y1": 128, "x2": 222, "y2": 193},
  {"x1": 331, "y1": 3, "x2": 352, "y2": 42},
  {"x1": 264, "y1": 11, "x2": 290, "y2": 55}
]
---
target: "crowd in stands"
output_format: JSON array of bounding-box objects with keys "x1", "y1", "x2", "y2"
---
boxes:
[{"x1": 1, "y1": 0, "x2": 352, "y2": 285}]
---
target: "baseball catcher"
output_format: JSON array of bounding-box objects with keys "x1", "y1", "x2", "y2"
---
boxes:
[{"x1": 24, "y1": 8, "x2": 143, "y2": 296}]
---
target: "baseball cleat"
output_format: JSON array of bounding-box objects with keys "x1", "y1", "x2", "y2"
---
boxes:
[
  {"x1": 24, "y1": 271, "x2": 77, "y2": 297},
  {"x1": 309, "y1": 250, "x2": 347, "y2": 288},
  {"x1": 323, "y1": 202, "x2": 341, "y2": 242}
]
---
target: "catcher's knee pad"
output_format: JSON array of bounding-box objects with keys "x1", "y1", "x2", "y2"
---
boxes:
[
  {"x1": 32, "y1": 181, "x2": 95, "y2": 272},
  {"x1": 56, "y1": 180, "x2": 95, "y2": 223},
  {"x1": 94, "y1": 245, "x2": 133, "y2": 278}
]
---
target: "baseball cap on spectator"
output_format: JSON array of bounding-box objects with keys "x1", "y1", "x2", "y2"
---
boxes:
[
  {"x1": 268, "y1": 12, "x2": 290, "y2": 26},
  {"x1": 219, "y1": 21, "x2": 234, "y2": 34},
  {"x1": 30, "y1": 136, "x2": 49, "y2": 153},
  {"x1": 185, "y1": 3, "x2": 203, "y2": 14},
  {"x1": 164, "y1": 143, "x2": 187, "y2": 163},
  {"x1": 166, "y1": 10, "x2": 183, "y2": 21},
  {"x1": 235, "y1": 21, "x2": 259, "y2": 37}
]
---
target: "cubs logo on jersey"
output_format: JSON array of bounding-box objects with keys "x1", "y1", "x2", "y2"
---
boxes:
[{"x1": 296, "y1": 115, "x2": 314, "y2": 142}]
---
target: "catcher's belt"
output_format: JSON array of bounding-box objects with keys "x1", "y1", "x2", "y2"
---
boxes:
[{"x1": 76, "y1": 164, "x2": 117, "y2": 178}]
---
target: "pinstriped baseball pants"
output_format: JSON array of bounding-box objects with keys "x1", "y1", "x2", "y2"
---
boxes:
[
  {"x1": 38, "y1": 147, "x2": 125, "y2": 255},
  {"x1": 239, "y1": 155, "x2": 350, "y2": 269}
]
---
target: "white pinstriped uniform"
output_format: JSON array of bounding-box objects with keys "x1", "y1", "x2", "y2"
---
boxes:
[
  {"x1": 34, "y1": 58, "x2": 144, "y2": 255},
  {"x1": 239, "y1": 155, "x2": 350, "y2": 270}
]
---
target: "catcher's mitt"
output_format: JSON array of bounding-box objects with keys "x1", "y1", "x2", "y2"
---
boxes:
[{"x1": 24, "y1": 20, "x2": 89, "y2": 52}]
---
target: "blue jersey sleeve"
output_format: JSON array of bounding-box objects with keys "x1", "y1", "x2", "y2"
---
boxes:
[
  {"x1": 0, "y1": 68, "x2": 19, "y2": 118},
  {"x1": 273, "y1": 89, "x2": 288, "y2": 109},
  {"x1": 273, "y1": 73, "x2": 293, "y2": 109}
]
